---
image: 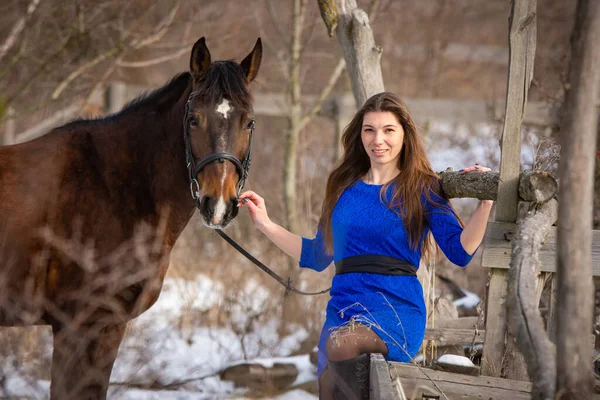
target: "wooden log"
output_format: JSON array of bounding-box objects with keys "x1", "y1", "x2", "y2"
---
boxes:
[
  {"x1": 369, "y1": 353, "x2": 400, "y2": 400},
  {"x1": 506, "y1": 199, "x2": 557, "y2": 399},
  {"x1": 438, "y1": 170, "x2": 557, "y2": 203},
  {"x1": 481, "y1": 222, "x2": 600, "y2": 275},
  {"x1": 518, "y1": 170, "x2": 558, "y2": 204}
]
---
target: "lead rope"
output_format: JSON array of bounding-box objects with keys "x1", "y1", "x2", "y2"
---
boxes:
[{"x1": 214, "y1": 229, "x2": 331, "y2": 296}]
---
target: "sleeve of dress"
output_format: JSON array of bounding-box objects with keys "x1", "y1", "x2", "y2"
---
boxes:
[
  {"x1": 426, "y1": 193, "x2": 476, "y2": 267},
  {"x1": 299, "y1": 228, "x2": 334, "y2": 272}
]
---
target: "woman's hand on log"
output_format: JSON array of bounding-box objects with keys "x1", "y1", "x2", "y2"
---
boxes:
[
  {"x1": 459, "y1": 163, "x2": 491, "y2": 174},
  {"x1": 460, "y1": 164, "x2": 494, "y2": 205}
]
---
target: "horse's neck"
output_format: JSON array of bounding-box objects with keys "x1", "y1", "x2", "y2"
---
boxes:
[{"x1": 133, "y1": 84, "x2": 196, "y2": 243}]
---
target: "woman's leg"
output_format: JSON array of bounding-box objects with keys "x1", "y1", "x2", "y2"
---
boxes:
[
  {"x1": 323, "y1": 323, "x2": 388, "y2": 399},
  {"x1": 319, "y1": 366, "x2": 334, "y2": 399},
  {"x1": 326, "y1": 322, "x2": 388, "y2": 361}
]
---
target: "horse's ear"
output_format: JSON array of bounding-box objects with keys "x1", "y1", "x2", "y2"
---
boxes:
[
  {"x1": 190, "y1": 37, "x2": 212, "y2": 78},
  {"x1": 240, "y1": 38, "x2": 262, "y2": 83}
]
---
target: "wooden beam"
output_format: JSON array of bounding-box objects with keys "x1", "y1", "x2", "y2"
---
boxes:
[
  {"x1": 482, "y1": 221, "x2": 600, "y2": 275},
  {"x1": 483, "y1": 0, "x2": 537, "y2": 380},
  {"x1": 369, "y1": 353, "x2": 399, "y2": 400}
]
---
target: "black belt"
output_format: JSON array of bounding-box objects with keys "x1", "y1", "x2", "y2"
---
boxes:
[{"x1": 335, "y1": 255, "x2": 417, "y2": 276}]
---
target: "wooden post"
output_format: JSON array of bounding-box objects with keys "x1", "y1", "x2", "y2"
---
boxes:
[
  {"x1": 482, "y1": 0, "x2": 537, "y2": 379},
  {"x1": 2, "y1": 107, "x2": 15, "y2": 145},
  {"x1": 105, "y1": 82, "x2": 127, "y2": 114}
]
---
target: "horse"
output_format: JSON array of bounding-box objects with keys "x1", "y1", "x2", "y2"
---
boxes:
[{"x1": 0, "y1": 36, "x2": 262, "y2": 399}]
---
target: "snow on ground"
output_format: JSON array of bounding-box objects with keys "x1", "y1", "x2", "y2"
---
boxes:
[
  {"x1": 437, "y1": 354, "x2": 476, "y2": 367},
  {"x1": 453, "y1": 289, "x2": 480, "y2": 309},
  {"x1": 1, "y1": 274, "x2": 318, "y2": 400}
]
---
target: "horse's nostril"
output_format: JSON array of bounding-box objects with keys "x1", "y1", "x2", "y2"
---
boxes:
[{"x1": 201, "y1": 196, "x2": 214, "y2": 215}]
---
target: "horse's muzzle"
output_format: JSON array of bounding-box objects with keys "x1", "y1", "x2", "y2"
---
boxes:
[{"x1": 198, "y1": 195, "x2": 238, "y2": 228}]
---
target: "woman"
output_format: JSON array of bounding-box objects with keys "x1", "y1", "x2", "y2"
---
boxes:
[{"x1": 238, "y1": 92, "x2": 493, "y2": 399}]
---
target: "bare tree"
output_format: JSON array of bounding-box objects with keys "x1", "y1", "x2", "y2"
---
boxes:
[
  {"x1": 324, "y1": 0, "x2": 384, "y2": 108},
  {"x1": 556, "y1": 0, "x2": 600, "y2": 398}
]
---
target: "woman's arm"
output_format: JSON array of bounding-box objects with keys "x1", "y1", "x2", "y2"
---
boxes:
[
  {"x1": 460, "y1": 199, "x2": 494, "y2": 255},
  {"x1": 238, "y1": 190, "x2": 302, "y2": 261},
  {"x1": 458, "y1": 164, "x2": 494, "y2": 255}
]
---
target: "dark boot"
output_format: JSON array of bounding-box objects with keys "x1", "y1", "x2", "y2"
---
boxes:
[{"x1": 328, "y1": 353, "x2": 370, "y2": 400}]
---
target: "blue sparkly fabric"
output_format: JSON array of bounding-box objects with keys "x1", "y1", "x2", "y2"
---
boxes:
[{"x1": 300, "y1": 180, "x2": 475, "y2": 376}]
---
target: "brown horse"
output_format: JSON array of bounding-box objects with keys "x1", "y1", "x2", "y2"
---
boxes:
[{"x1": 0, "y1": 37, "x2": 261, "y2": 399}]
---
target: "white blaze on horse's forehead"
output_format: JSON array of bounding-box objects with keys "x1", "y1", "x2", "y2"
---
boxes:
[{"x1": 216, "y1": 99, "x2": 232, "y2": 119}]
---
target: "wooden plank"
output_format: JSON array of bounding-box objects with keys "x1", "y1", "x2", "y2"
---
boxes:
[
  {"x1": 369, "y1": 353, "x2": 399, "y2": 400},
  {"x1": 389, "y1": 363, "x2": 600, "y2": 400},
  {"x1": 481, "y1": 221, "x2": 600, "y2": 275},
  {"x1": 389, "y1": 362, "x2": 532, "y2": 400},
  {"x1": 424, "y1": 328, "x2": 484, "y2": 346}
]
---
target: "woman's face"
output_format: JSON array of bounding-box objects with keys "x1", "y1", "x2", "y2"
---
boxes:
[{"x1": 361, "y1": 111, "x2": 405, "y2": 168}]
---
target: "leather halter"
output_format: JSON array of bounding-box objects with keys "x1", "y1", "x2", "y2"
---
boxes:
[{"x1": 183, "y1": 91, "x2": 254, "y2": 208}]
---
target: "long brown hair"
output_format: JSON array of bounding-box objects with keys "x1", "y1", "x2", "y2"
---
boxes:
[{"x1": 318, "y1": 92, "x2": 456, "y2": 260}]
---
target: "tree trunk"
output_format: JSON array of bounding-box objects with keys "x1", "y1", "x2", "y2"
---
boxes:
[
  {"x1": 283, "y1": 0, "x2": 307, "y2": 236},
  {"x1": 506, "y1": 199, "x2": 558, "y2": 399},
  {"x1": 332, "y1": 0, "x2": 384, "y2": 108},
  {"x1": 556, "y1": 1, "x2": 600, "y2": 398}
]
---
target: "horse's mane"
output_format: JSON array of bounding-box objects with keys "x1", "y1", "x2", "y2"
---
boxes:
[
  {"x1": 62, "y1": 60, "x2": 252, "y2": 130},
  {"x1": 120, "y1": 72, "x2": 192, "y2": 116},
  {"x1": 193, "y1": 60, "x2": 253, "y2": 110}
]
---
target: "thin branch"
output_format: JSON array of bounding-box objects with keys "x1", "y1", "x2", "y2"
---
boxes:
[
  {"x1": 266, "y1": 0, "x2": 290, "y2": 48},
  {"x1": 51, "y1": 1, "x2": 179, "y2": 100},
  {"x1": 117, "y1": 47, "x2": 189, "y2": 68},
  {"x1": 51, "y1": 43, "x2": 124, "y2": 100},
  {"x1": 298, "y1": 57, "x2": 346, "y2": 130},
  {"x1": 5, "y1": 34, "x2": 75, "y2": 106},
  {"x1": 253, "y1": 8, "x2": 289, "y2": 82},
  {"x1": 130, "y1": 1, "x2": 180, "y2": 49},
  {"x1": 82, "y1": 59, "x2": 119, "y2": 111},
  {"x1": 0, "y1": 0, "x2": 42, "y2": 64}
]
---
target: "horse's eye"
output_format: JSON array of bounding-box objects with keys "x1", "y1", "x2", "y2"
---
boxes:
[
  {"x1": 190, "y1": 117, "x2": 199, "y2": 127},
  {"x1": 246, "y1": 119, "x2": 255, "y2": 131}
]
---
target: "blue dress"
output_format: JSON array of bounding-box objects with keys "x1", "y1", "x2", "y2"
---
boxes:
[{"x1": 299, "y1": 180, "x2": 475, "y2": 377}]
